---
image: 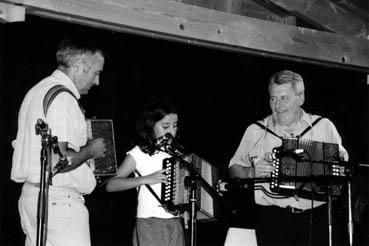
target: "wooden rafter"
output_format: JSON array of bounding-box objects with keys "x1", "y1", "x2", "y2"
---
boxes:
[
  {"x1": 269, "y1": 0, "x2": 369, "y2": 39},
  {"x1": 0, "y1": 2, "x2": 25, "y2": 22},
  {"x1": 175, "y1": 0, "x2": 296, "y2": 25},
  {"x1": 1, "y1": 0, "x2": 369, "y2": 72}
]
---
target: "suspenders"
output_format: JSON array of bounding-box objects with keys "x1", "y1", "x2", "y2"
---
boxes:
[
  {"x1": 254, "y1": 121, "x2": 283, "y2": 140},
  {"x1": 43, "y1": 85, "x2": 78, "y2": 116},
  {"x1": 254, "y1": 116, "x2": 324, "y2": 139}
]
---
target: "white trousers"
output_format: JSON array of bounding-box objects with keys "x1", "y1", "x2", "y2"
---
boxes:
[{"x1": 18, "y1": 182, "x2": 91, "y2": 246}]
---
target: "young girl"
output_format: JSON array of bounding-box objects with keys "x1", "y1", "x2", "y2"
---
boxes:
[{"x1": 106, "y1": 99, "x2": 186, "y2": 246}]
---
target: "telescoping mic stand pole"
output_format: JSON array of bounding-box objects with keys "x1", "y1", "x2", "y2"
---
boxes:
[
  {"x1": 35, "y1": 119, "x2": 67, "y2": 246},
  {"x1": 347, "y1": 170, "x2": 354, "y2": 246},
  {"x1": 184, "y1": 171, "x2": 199, "y2": 246},
  {"x1": 180, "y1": 158, "x2": 225, "y2": 246},
  {"x1": 35, "y1": 119, "x2": 53, "y2": 246}
]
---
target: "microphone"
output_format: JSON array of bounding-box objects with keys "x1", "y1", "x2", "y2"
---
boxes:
[
  {"x1": 217, "y1": 181, "x2": 249, "y2": 192},
  {"x1": 156, "y1": 134, "x2": 168, "y2": 147},
  {"x1": 52, "y1": 156, "x2": 69, "y2": 175},
  {"x1": 50, "y1": 136, "x2": 70, "y2": 175},
  {"x1": 272, "y1": 148, "x2": 305, "y2": 160},
  {"x1": 36, "y1": 119, "x2": 48, "y2": 130},
  {"x1": 35, "y1": 119, "x2": 49, "y2": 136},
  {"x1": 163, "y1": 133, "x2": 185, "y2": 155}
]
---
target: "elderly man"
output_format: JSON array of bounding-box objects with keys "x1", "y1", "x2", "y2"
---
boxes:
[
  {"x1": 11, "y1": 36, "x2": 107, "y2": 246},
  {"x1": 229, "y1": 70, "x2": 348, "y2": 246}
]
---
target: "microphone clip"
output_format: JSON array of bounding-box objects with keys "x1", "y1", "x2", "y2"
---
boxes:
[
  {"x1": 52, "y1": 157, "x2": 69, "y2": 176},
  {"x1": 156, "y1": 133, "x2": 185, "y2": 156}
]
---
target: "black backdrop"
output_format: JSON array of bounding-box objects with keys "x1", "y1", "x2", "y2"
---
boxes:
[{"x1": 1, "y1": 15, "x2": 368, "y2": 246}]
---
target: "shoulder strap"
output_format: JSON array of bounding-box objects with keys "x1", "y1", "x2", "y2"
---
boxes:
[
  {"x1": 134, "y1": 170, "x2": 163, "y2": 205},
  {"x1": 255, "y1": 117, "x2": 324, "y2": 140},
  {"x1": 254, "y1": 121, "x2": 283, "y2": 140},
  {"x1": 43, "y1": 85, "x2": 78, "y2": 116},
  {"x1": 296, "y1": 117, "x2": 324, "y2": 138}
]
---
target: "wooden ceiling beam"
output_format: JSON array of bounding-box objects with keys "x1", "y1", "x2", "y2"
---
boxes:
[
  {"x1": 175, "y1": 0, "x2": 296, "y2": 25},
  {"x1": 1, "y1": 0, "x2": 369, "y2": 72},
  {"x1": 330, "y1": 0, "x2": 369, "y2": 24},
  {"x1": 269, "y1": 0, "x2": 369, "y2": 39},
  {"x1": 0, "y1": 2, "x2": 25, "y2": 22}
]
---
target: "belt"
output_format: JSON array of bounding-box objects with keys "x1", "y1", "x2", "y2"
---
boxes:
[{"x1": 25, "y1": 182, "x2": 81, "y2": 196}]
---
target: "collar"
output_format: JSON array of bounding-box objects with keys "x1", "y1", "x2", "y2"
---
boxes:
[
  {"x1": 51, "y1": 70, "x2": 81, "y2": 100},
  {"x1": 265, "y1": 109, "x2": 313, "y2": 130}
]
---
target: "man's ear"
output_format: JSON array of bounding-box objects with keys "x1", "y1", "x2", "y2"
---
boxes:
[{"x1": 72, "y1": 58, "x2": 85, "y2": 74}]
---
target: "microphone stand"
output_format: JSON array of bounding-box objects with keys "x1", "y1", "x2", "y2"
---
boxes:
[
  {"x1": 223, "y1": 158, "x2": 354, "y2": 246},
  {"x1": 347, "y1": 171, "x2": 354, "y2": 246},
  {"x1": 169, "y1": 152, "x2": 224, "y2": 246},
  {"x1": 35, "y1": 119, "x2": 52, "y2": 246},
  {"x1": 35, "y1": 119, "x2": 65, "y2": 246},
  {"x1": 327, "y1": 183, "x2": 333, "y2": 246},
  {"x1": 299, "y1": 158, "x2": 354, "y2": 246},
  {"x1": 184, "y1": 174, "x2": 198, "y2": 246}
]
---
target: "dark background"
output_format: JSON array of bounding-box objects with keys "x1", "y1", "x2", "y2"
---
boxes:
[{"x1": 1, "y1": 15, "x2": 368, "y2": 245}]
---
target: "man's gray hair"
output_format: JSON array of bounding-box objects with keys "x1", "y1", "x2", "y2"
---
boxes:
[
  {"x1": 268, "y1": 70, "x2": 305, "y2": 96},
  {"x1": 56, "y1": 37, "x2": 104, "y2": 69}
]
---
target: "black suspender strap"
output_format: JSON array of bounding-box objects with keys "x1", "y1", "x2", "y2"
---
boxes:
[
  {"x1": 43, "y1": 85, "x2": 78, "y2": 116},
  {"x1": 254, "y1": 116, "x2": 324, "y2": 140},
  {"x1": 295, "y1": 117, "x2": 323, "y2": 138},
  {"x1": 254, "y1": 121, "x2": 283, "y2": 139},
  {"x1": 134, "y1": 170, "x2": 163, "y2": 205}
]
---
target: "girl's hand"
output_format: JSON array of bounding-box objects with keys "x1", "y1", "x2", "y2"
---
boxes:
[{"x1": 144, "y1": 169, "x2": 168, "y2": 185}]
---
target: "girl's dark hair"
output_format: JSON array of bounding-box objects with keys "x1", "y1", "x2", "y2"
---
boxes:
[{"x1": 136, "y1": 99, "x2": 179, "y2": 155}]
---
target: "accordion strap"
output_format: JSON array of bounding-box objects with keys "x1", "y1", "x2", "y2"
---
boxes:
[
  {"x1": 134, "y1": 170, "x2": 163, "y2": 205},
  {"x1": 254, "y1": 121, "x2": 283, "y2": 139},
  {"x1": 254, "y1": 116, "x2": 324, "y2": 139},
  {"x1": 295, "y1": 116, "x2": 323, "y2": 138},
  {"x1": 43, "y1": 85, "x2": 82, "y2": 116},
  {"x1": 43, "y1": 85, "x2": 76, "y2": 116}
]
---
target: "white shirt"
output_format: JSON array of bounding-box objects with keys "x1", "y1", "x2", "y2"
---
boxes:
[
  {"x1": 128, "y1": 146, "x2": 176, "y2": 219},
  {"x1": 11, "y1": 70, "x2": 96, "y2": 194}
]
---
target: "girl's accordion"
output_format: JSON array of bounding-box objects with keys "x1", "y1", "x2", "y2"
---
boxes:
[{"x1": 161, "y1": 153, "x2": 219, "y2": 221}]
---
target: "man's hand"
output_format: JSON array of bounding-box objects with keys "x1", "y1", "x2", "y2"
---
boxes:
[
  {"x1": 253, "y1": 156, "x2": 275, "y2": 178},
  {"x1": 87, "y1": 138, "x2": 106, "y2": 159}
]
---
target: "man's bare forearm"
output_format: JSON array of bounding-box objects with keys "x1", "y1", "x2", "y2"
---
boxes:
[{"x1": 229, "y1": 165, "x2": 255, "y2": 179}]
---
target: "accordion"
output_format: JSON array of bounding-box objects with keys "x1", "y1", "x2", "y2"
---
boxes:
[
  {"x1": 161, "y1": 153, "x2": 219, "y2": 221},
  {"x1": 270, "y1": 138, "x2": 347, "y2": 200},
  {"x1": 86, "y1": 119, "x2": 117, "y2": 176}
]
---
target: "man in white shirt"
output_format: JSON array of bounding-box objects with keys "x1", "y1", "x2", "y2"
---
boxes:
[
  {"x1": 229, "y1": 70, "x2": 348, "y2": 246},
  {"x1": 11, "y1": 36, "x2": 107, "y2": 246}
]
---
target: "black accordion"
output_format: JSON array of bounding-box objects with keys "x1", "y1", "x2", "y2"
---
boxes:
[
  {"x1": 86, "y1": 119, "x2": 117, "y2": 176},
  {"x1": 161, "y1": 153, "x2": 219, "y2": 221},
  {"x1": 270, "y1": 138, "x2": 348, "y2": 200}
]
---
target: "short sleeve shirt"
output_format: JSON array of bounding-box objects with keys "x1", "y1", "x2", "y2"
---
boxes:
[{"x1": 128, "y1": 146, "x2": 176, "y2": 219}]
